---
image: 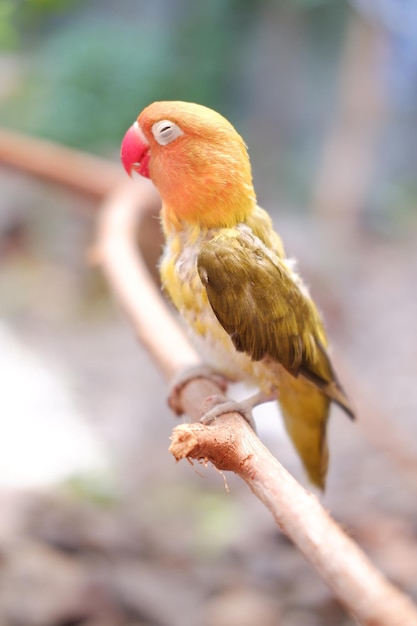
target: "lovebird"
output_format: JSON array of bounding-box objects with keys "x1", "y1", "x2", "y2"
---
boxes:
[{"x1": 121, "y1": 101, "x2": 354, "y2": 488}]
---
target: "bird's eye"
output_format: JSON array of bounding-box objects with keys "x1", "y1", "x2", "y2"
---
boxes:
[{"x1": 152, "y1": 120, "x2": 183, "y2": 146}]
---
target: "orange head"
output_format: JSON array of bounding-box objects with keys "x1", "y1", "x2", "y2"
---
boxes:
[{"x1": 121, "y1": 101, "x2": 256, "y2": 230}]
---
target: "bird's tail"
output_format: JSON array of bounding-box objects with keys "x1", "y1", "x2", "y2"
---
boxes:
[
  {"x1": 278, "y1": 371, "x2": 330, "y2": 489},
  {"x1": 295, "y1": 337, "x2": 355, "y2": 421}
]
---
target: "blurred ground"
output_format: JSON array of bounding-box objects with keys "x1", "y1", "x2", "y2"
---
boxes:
[{"x1": 1, "y1": 1, "x2": 417, "y2": 624}]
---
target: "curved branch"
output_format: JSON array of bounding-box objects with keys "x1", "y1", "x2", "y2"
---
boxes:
[
  {"x1": 94, "y1": 179, "x2": 417, "y2": 626},
  {"x1": 170, "y1": 414, "x2": 417, "y2": 625},
  {"x1": 94, "y1": 179, "x2": 202, "y2": 382}
]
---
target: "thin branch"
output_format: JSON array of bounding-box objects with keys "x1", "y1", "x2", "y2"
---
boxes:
[
  {"x1": 94, "y1": 180, "x2": 417, "y2": 626},
  {"x1": 94, "y1": 180, "x2": 202, "y2": 382},
  {"x1": 171, "y1": 415, "x2": 417, "y2": 626},
  {"x1": 0, "y1": 127, "x2": 124, "y2": 197}
]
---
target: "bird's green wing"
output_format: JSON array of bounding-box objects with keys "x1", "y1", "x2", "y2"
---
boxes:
[{"x1": 197, "y1": 228, "x2": 354, "y2": 418}]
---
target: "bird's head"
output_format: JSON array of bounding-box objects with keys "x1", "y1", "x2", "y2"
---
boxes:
[{"x1": 121, "y1": 101, "x2": 256, "y2": 230}]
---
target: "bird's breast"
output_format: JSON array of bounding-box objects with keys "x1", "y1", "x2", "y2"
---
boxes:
[{"x1": 160, "y1": 230, "x2": 223, "y2": 339}]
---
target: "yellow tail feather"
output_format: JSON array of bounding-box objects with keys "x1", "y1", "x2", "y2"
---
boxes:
[{"x1": 278, "y1": 372, "x2": 330, "y2": 489}]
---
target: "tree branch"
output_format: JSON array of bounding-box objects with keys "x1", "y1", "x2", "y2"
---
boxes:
[
  {"x1": 93, "y1": 179, "x2": 203, "y2": 381},
  {"x1": 94, "y1": 180, "x2": 417, "y2": 626},
  {"x1": 0, "y1": 127, "x2": 124, "y2": 197},
  {"x1": 170, "y1": 415, "x2": 417, "y2": 625}
]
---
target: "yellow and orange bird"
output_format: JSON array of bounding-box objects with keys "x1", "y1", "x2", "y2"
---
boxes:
[{"x1": 121, "y1": 101, "x2": 354, "y2": 488}]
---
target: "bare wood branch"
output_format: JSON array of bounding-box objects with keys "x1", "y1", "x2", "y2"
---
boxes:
[
  {"x1": 0, "y1": 127, "x2": 124, "y2": 197},
  {"x1": 94, "y1": 180, "x2": 417, "y2": 626},
  {"x1": 170, "y1": 414, "x2": 417, "y2": 626},
  {"x1": 94, "y1": 179, "x2": 202, "y2": 382}
]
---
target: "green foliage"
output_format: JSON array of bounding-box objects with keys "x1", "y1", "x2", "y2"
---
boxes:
[
  {"x1": 0, "y1": 0, "x2": 76, "y2": 50},
  {"x1": 0, "y1": 0, "x2": 19, "y2": 49},
  {"x1": 2, "y1": 20, "x2": 176, "y2": 151},
  {"x1": 0, "y1": 2, "x2": 258, "y2": 152},
  {"x1": 0, "y1": 0, "x2": 350, "y2": 159},
  {"x1": 23, "y1": 0, "x2": 71, "y2": 9},
  {"x1": 165, "y1": 0, "x2": 258, "y2": 109},
  {"x1": 285, "y1": 0, "x2": 338, "y2": 8}
]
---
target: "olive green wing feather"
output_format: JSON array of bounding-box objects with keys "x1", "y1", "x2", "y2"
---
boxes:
[{"x1": 197, "y1": 229, "x2": 354, "y2": 419}]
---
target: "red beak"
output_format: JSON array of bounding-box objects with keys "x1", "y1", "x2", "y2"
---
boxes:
[{"x1": 120, "y1": 122, "x2": 151, "y2": 178}]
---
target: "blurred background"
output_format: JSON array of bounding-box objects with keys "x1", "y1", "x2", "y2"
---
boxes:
[{"x1": 1, "y1": 1, "x2": 417, "y2": 624}]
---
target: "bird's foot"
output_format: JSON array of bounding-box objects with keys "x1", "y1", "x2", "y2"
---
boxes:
[
  {"x1": 168, "y1": 364, "x2": 229, "y2": 416},
  {"x1": 200, "y1": 389, "x2": 278, "y2": 431},
  {"x1": 200, "y1": 394, "x2": 257, "y2": 430}
]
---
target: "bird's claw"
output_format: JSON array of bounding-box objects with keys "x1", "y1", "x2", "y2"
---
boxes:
[{"x1": 200, "y1": 394, "x2": 256, "y2": 431}]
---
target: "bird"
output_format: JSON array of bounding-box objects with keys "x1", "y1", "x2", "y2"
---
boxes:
[{"x1": 120, "y1": 100, "x2": 354, "y2": 488}]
